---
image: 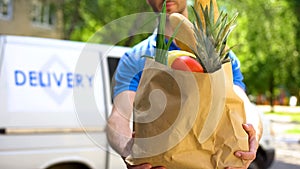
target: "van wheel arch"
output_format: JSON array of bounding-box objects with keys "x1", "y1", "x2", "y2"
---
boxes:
[{"x1": 46, "y1": 162, "x2": 91, "y2": 169}]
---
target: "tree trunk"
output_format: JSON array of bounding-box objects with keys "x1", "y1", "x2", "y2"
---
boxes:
[
  {"x1": 269, "y1": 74, "x2": 275, "y2": 112},
  {"x1": 63, "y1": 0, "x2": 81, "y2": 40}
]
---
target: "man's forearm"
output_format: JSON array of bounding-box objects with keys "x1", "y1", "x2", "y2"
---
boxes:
[
  {"x1": 106, "y1": 109, "x2": 133, "y2": 157},
  {"x1": 106, "y1": 126, "x2": 132, "y2": 157},
  {"x1": 106, "y1": 91, "x2": 136, "y2": 157}
]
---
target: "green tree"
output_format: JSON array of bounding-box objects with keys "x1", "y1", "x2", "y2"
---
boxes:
[
  {"x1": 287, "y1": 0, "x2": 300, "y2": 104},
  {"x1": 62, "y1": 0, "x2": 84, "y2": 40},
  {"x1": 62, "y1": 0, "x2": 153, "y2": 46},
  {"x1": 219, "y1": 0, "x2": 298, "y2": 106}
]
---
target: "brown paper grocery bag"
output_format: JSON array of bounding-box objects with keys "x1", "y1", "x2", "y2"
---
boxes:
[{"x1": 126, "y1": 58, "x2": 249, "y2": 169}]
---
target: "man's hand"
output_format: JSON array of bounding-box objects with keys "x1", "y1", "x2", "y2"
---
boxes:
[
  {"x1": 125, "y1": 163, "x2": 166, "y2": 169},
  {"x1": 122, "y1": 132, "x2": 166, "y2": 169},
  {"x1": 124, "y1": 124, "x2": 258, "y2": 169},
  {"x1": 226, "y1": 123, "x2": 258, "y2": 169}
]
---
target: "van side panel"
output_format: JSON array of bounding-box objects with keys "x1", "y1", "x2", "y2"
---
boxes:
[{"x1": 0, "y1": 36, "x2": 106, "y2": 128}]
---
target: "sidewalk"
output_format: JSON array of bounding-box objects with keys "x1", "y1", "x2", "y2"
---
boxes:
[
  {"x1": 257, "y1": 105, "x2": 300, "y2": 139},
  {"x1": 257, "y1": 105, "x2": 300, "y2": 125},
  {"x1": 256, "y1": 106, "x2": 300, "y2": 168},
  {"x1": 257, "y1": 105, "x2": 300, "y2": 113}
]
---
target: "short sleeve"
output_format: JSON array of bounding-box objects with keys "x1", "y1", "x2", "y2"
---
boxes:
[
  {"x1": 228, "y1": 51, "x2": 246, "y2": 91},
  {"x1": 112, "y1": 35, "x2": 156, "y2": 98}
]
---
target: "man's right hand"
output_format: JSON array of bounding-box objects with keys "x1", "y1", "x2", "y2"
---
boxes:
[{"x1": 125, "y1": 162, "x2": 166, "y2": 169}]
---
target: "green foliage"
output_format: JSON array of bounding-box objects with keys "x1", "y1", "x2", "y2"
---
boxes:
[
  {"x1": 219, "y1": 0, "x2": 299, "y2": 104},
  {"x1": 286, "y1": 0, "x2": 300, "y2": 99},
  {"x1": 62, "y1": 0, "x2": 153, "y2": 46}
]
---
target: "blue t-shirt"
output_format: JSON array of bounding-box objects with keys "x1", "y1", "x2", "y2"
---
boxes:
[{"x1": 113, "y1": 33, "x2": 245, "y2": 98}]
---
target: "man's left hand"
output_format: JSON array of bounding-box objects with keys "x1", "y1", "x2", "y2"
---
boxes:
[{"x1": 226, "y1": 123, "x2": 258, "y2": 169}]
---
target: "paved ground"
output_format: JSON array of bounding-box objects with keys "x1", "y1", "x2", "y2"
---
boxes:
[
  {"x1": 269, "y1": 127, "x2": 300, "y2": 169},
  {"x1": 257, "y1": 105, "x2": 300, "y2": 169},
  {"x1": 257, "y1": 105, "x2": 300, "y2": 113}
]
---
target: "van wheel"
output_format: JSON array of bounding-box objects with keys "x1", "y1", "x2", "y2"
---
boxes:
[
  {"x1": 47, "y1": 163, "x2": 90, "y2": 169},
  {"x1": 248, "y1": 152, "x2": 265, "y2": 169},
  {"x1": 248, "y1": 161, "x2": 260, "y2": 169}
]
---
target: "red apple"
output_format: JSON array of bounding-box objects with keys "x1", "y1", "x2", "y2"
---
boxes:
[{"x1": 171, "y1": 56, "x2": 204, "y2": 72}]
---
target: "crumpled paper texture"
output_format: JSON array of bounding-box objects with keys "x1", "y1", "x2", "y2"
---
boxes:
[{"x1": 126, "y1": 59, "x2": 248, "y2": 169}]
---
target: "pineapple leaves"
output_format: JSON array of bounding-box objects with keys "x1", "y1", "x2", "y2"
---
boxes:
[{"x1": 191, "y1": 0, "x2": 238, "y2": 73}]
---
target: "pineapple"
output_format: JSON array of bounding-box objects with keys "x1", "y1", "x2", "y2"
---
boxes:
[{"x1": 169, "y1": 0, "x2": 238, "y2": 73}]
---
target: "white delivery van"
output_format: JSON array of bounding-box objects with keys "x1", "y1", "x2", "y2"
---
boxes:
[{"x1": 0, "y1": 35, "x2": 128, "y2": 169}]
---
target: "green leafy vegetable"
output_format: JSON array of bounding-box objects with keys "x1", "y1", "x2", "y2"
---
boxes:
[{"x1": 155, "y1": 0, "x2": 182, "y2": 65}]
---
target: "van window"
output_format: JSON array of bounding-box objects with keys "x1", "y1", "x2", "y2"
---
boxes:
[
  {"x1": 107, "y1": 57, "x2": 120, "y2": 102},
  {"x1": 0, "y1": 0, "x2": 13, "y2": 20},
  {"x1": 31, "y1": 0, "x2": 57, "y2": 27}
]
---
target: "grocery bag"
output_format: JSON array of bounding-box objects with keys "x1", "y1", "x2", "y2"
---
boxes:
[{"x1": 126, "y1": 58, "x2": 249, "y2": 169}]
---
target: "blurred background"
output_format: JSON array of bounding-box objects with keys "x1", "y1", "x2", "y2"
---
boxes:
[
  {"x1": 2, "y1": 0, "x2": 299, "y2": 106},
  {"x1": 0, "y1": 0, "x2": 299, "y2": 169}
]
